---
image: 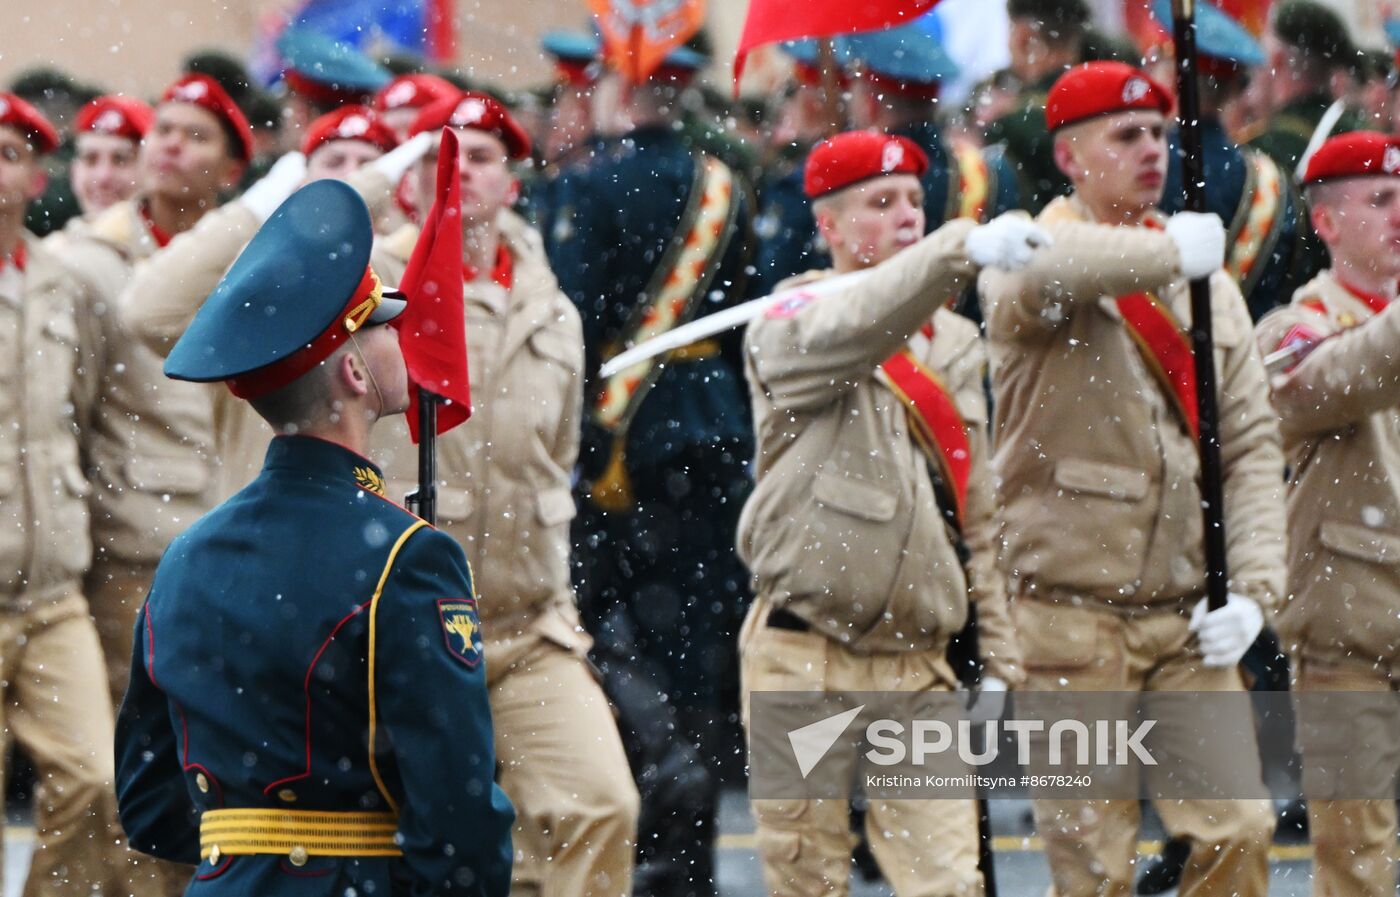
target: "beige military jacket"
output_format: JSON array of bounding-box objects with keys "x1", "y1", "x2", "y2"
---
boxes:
[
  {"x1": 368, "y1": 209, "x2": 588, "y2": 650},
  {"x1": 980, "y1": 197, "x2": 1286, "y2": 612},
  {"x1": 62, "y1": 200, "x2": 216, "y2": 564},
  {"x1": 0, "y1": 233, "x2": 100, "y2": 604},
  {"x1": 118, "y1": 168, "x2": 396, "y2": 501},
  {"x1": 1257, "y1": 272, "x2": 1400, "y2": 665},
  {"x1": 737, "y1": 220, "x2": 1023, "y2": 679}
]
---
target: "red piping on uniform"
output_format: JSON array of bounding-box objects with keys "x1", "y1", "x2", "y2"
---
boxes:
[
  {"x1": 147, "y1": 607, "x2": 224, "y2": 802},
  {"x1": 264, "y1": 599, "x2": 374, "y2": 796}
]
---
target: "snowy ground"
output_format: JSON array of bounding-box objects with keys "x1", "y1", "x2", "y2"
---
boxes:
[{"x1": 5, "y1": 791, "x2": 1316, "y2": 896}]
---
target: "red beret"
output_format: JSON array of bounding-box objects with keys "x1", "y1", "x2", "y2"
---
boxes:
[
  {"x1": 1303, "y1": 131, "x2": 1400, "y2": 184},
  {"x1": 75, "y1": 95, "x2": 155, "y2": 143},
  {"x1": 373, "y1": 73, "x2": 458, "y2": 113},
  {"x1": 162, "y1": 74, "x2": 255, "y2": 162},
  {"x1": 410, "y1": 91, "x2": 531, "y2": 160},
  {"x1": 0, "y1": 93, "x2": 59, "y2": 155},
  {"x1": 803, "y1": 131, "x2": 929, "y2": 200},
  {"x1": 1045, "y1": 62, "x2": 1172, "y2": 132},
  {"x1": 301, "y1": 105, "x2": 398, "y2": 156}
]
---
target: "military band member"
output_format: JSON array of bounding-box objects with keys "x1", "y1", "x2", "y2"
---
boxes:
[
  {"x1": 0, "y1": 92, "x2": 117, "y2": 897},
  {"x1": 114, "y1": 179, "x2": 515, "y2": 897},
  {"x1": 979, "y1": 62, "x2": 1286, "y2": 897},
  {"x1": 371, "y1": 90, "x2": 640, "y2": 897},
  {"x1": 739, "y1": 130, "x2": 1044, "y2": 897},
  {"x1": 546, "y1": 48, "x2": 756, "y2": 895},
  {"x1": 985, "y1": 0, "x2": 1092, "y2": 212},
  {"x1": 1256, "y1": 131, "x2": 1400, "y2": 897}
]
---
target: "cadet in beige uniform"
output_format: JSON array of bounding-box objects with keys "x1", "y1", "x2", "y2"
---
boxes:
[
  {"x1": 63, "y1": 72, "x2": 251, "y2": 712},
  {"x1": 738, "y1": 130, "x2": 1047, "y2": 897},
  {"x1": 1256, "y1": 131, "x2": 1400, "y2": 897},
  {"x1": 43, "y1": 95, "x2": 152, "y2": 254},
  {"x1": 118, "y1": 113, "x2": 427, "y2": 501},
  {"x1": 979, "y1": 63, "x2": 1285, "y2": 897},
  {"x1": 370, "y1": 91, "x2": 638, "y2": 897},
  {"x1": 0, "y1": 92, "x2": 116, "y2": 897}
]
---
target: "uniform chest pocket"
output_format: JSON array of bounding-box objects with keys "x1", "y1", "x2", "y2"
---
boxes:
[
  {"x1": 38, "y1": 309, "x2": 80, "y2": 389},
  {"x1": 1319, "y1": 520, "x2": 1400, "y2": 566},
  {"x1": 1053, "y1": 458, "x2": 1149, "y2": 502},
  {"x1": 125, "y1": 456, "x2": 211, "y2": 495},
  {"x1": 811, "y1": 470, "x2": 898, "y2": 522}
]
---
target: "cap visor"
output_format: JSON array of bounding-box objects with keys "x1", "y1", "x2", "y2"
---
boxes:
[{"x1": 368, "y1": 290, "x2": 407, "y2": 325}]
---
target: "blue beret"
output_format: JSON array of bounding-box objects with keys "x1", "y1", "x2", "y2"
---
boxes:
[
  {"x1": 1388, "y1": 19, "x2": 1400, "y2": 50},
  {"x1": 840, "y1": 20, "x2": 960, "y2": 86},
  {"x1": 1152, "y1": 0, "x2": 1264, "y2": 68},
  {"x1": 277, "y1": 27, "x2": 391, "y2": 99},
  {"x1": 780, "y1": 39, "x2": 823, "y2": 68},
  {"x1": 165, "y1": 180, "x2": 404, "y2": 396},
  {"x1": 541, "y1": 30, "x2": 600, "y2": 63}
]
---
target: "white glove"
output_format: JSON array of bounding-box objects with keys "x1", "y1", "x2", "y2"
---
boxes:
[
  {"x1": 1189, "y1": 593, "x2": 1264, "y2": 668},
  {"x1": 239, "y1": 152, "x2": 307, "y2": 224},
  {"x1": 964, "y1": 213, "x2": 1053, "y2": 271},
  {"x1": 370, "y1": 132, "x2": 434, "y2": 184},
  {"x1": 965, "y1": 676, "x2": 1009, "y2": 725},
  {"x1": 1165, "y1": 211, "x2": 1226, "y2": 281}
]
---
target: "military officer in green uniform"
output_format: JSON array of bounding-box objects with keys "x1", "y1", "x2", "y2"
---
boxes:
[
  {"x1": 1251, "y1": 0, "x2": 1361, "y2": 173},
  {"x1": 985, "y1": 0, "x2": 1091, "y2": 212},
  {"x1": 114, "y1": 180, "x2": 514, "y2": 897}
]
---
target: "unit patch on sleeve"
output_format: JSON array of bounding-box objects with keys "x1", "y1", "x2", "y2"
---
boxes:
[{"x1": 437, "y1": 598, "x2": 483, "y2": 668}]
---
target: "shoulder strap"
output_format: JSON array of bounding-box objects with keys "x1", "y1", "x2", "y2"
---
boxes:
[
  {"x1": 1116, "y1": 293, "x2": 1199, "y2": 439},
  {"x1": 945, "y1": 143, "x2": 992, "y2": 224},
  {"x1": 1226, "y1": 149, "x2": 1286, "y2": 299},
  {"x1": 585, "y1": 153, "x2": 741, "y2": 511},
  {"x1": 877, "y1": 348, "x2": 972, "y2": 528}
]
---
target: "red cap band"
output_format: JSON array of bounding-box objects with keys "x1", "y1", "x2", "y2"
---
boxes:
[
  {"x1": 75, "y1": 95, "x2": 155, "y2": 143},
  {"x1": 0, "y1": 93, "x2": 59, "y2": 155},
  {"x1": 162, "y1": 74, "x2": 255, "y2": 162},
  {"x1": 803, "y1": 130, "x2": 929, "y2": 199},
  {"x1": 1045, "y1": 62, "x2": 1172, "y2": 132},
  {"x1": 410, "y1": 91, "x2": 531, "y2": 160},
  {"x1": 1303, "y1": 131, "x2": 1400, "y2": 184},
  {"x1": 302, "y1": 105, "x2": 398, "y2": 156}
]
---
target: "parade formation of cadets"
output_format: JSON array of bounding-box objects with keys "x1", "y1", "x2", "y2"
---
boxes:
[{"x1": 1, "y1": 1, "x2": 1400, "y2": 896}]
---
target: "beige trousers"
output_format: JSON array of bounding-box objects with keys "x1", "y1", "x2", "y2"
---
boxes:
[
  {"x1": 1293, "y1": 657, "x2": 1399, "y2": 897},
  {"x1": 1, "y1": 590, "x2": 118, "y2": 897},
  {"x1": 740, "y1": 599, "x2": 983, "y2": 897},
  {"x1": 84, "y1": 560, "x2": 193, "y2": 897},
  {"x1": 1016, "y1": 599, "x2": 1273, "y2": 897},
  {"x1": 488, "y1": 624, "x2": 639, "y2": 897}
]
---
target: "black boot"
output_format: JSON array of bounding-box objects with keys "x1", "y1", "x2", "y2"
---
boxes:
[{"x1": 1136, "y1": 836, "x2": 1190, "y2": 895}]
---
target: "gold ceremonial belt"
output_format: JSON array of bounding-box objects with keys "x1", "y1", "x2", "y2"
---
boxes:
[{"x1": 200, "y1": 809, "x2": 401, "y2": 865}]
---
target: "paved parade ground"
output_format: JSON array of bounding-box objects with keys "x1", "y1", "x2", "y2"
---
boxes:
[{"x1": 3, "y1": 792, "x2": 1320, "y2": 896}]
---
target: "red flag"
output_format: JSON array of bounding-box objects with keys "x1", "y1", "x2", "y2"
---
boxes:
[
  {"x1": 396, "y1": 128, "x2": 471, "y2": 442},
  {"x1": 590, "y1": 0, "x2": 706, "y2": 85},
  {"x1": 735, "y1": 0, "x2": 942, "y2": 85},
  {"x1": 426, "y1": 0, "x2": 457, "y2": 63}
]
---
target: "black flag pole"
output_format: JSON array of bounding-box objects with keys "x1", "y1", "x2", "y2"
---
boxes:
[
  {"x1": 1172, "y1": 0, "x2": 1229, "y2": 612},
  {"x1": 406, "y1": 392, "x2": 440, "y2": 525}
]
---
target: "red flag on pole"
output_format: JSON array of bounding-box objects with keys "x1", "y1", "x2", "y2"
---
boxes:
[
  {"x1": 396, "y1": 128, "x2": 472, "y2": 443},
  {"x1": 425, "y1": 0, "x2": 457, "y2": 63},
  {"x1": 734, "y1": 0, "x2": 942, "y2": 85}
]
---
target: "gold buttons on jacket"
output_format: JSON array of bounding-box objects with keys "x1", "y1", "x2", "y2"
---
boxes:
[
  {"x1": 277, "y1": 788, "x2": 297, "y2": 803},
  {"x1": 195, "y1": 773, "x2": 209, "y2": 793},
  {"x1": 288, "y1": 846, "x2": 309, "y2": 867}
]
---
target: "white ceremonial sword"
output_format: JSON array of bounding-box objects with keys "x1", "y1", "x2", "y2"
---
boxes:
[{"x1": 598, "y1": 269, "x2": 870, "y2": 379}]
